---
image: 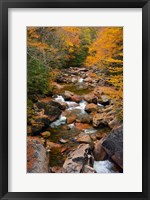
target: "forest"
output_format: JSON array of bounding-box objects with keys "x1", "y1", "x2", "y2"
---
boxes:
[{"x1": 27, "y1": 27, "x2": 123, "y2": 173}]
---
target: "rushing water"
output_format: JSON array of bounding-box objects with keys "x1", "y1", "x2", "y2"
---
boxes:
[
  {"x1": 50, "y1": 115, "x2": 67, "y2": 128},
  {"x1": 94, "y1": 160, "x2": 115, "y2": 173},
  {"x1": 50, "y1": 94, "x2": 115, "y2": 172},
  {"x1": 78, "y1": 77, "x2": 84, "y2": 83}
]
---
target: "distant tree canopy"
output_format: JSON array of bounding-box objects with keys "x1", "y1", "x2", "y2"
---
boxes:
[
  {"x1": 27, "y1": 27, "x2": 98, "y2": 69},
  {"x1": 27, "y1": 27, "x2": 123, "y2": 101}
]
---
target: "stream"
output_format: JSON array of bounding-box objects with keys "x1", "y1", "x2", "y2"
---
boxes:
[{"x1": 47, "y1": 90, "x2": 116, "y2": 173}]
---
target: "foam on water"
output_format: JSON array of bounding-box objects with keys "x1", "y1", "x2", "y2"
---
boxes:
[
  {"x1": 94, "y1": 160, "x2": 115, "y2": 173},
  {"x1": 68, "y1": 123, "x2": 75, "y2": 129},
  {"x1": 78, "y1": 78, "x2": 83, "y2": 83},
  {"x1": 54, "y1": 95, "x2": 65, "y2": 102},
  {"x1": 84, "y1": 128, "x2": 97, "y2": 134},
  {"x1": 97, "y1": 103, "x2": 103, "y2": 107},
  {"x1": 50, "y1": 115, "x2": 66, "y2": 128}
]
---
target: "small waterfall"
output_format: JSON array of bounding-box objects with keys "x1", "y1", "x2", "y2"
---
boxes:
[
  {"x1": 50, "y1": 115, "x2": 66, "y2": 128},
  {"x1": 94, "y1": 160, "x2": 115, "y2": 173},
  {"x1": 54, "y1": 95, "x2": 65, "y2": 102}
]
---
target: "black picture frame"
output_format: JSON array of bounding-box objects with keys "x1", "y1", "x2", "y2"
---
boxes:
[{"x1": 0, "y1": 0, "x2": 150, "y2": 199}]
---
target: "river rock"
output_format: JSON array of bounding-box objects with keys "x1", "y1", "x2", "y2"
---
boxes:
[
  {"x1": 71, "y1": 77, "x2": 78, "y2": 83},
  {"x1": 67, "y1": 114, "x2": 77, "y2": 124},
  {"x1": 77, "y1": 114, "x2": 92, "y2": 124},
  {"x1": 51, "y1": 166, "x2": 65, "y2": 173},
  {"x1": 84, "y1": 94, "x2": 97, "y2": 104},
  {"x1": 77, "y1": 135, "x2": 92, "y2": 144},
  {"x1": 85, "y1": 103, "x2": 98, "y2": 113},
  {"x1": 108, "y1": 117, "x2": 120, "y2": 129},
  {"x1": 48, "y1": 100, "x2": 67, "y2": 110},
  {"x1": 98, "y1": 95, "x2": 110, "y2": 106},
  {"x1": 84, "y1": 77, "x2": 93, "y2": 83},
  {"x1": 102, "y1": 126, "x2": 123, "y2": 169},
  {"x1": 71, "y1": 95, "x2": 82, "y2": 103},
  {"x1": 74, "y1": 122, "x2": 92, "y2": 130},
  {"x1": 41, "y1": 131, "x2": 51, "y2": 138},
  {"x1": 63, "y1": 144, "x2": 94, "y2": 173},
  {"x1": 27, "y1": 137, "x2": 49, "y2": 173},
  {"x1": 36, "y1": 102, "x2": 62, "y2": 122},
  {"x1": 96, "y1": 131, "x2": 107, "y2": 140},
  {"x1": 64, "y1": 91, "x2": 74, "y2": 100},
  {"x1": 92, "y1": 113, "x2": 108, "y2": 128},
  {"x1": 46, "y1": 141, "x2": 62, "y2": 150},
  {"x1": 31, "y1": 117, "x2": 49, "y2": 135},
  {"x1": 93, "y1": 139, "x2": 107, "y2": 161}
]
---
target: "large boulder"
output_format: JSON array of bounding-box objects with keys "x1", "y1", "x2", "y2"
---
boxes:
[
  {"x1": 30, "y1": 115, "x2": 51, "y2": 135},
  {"x1": 48, "y1": 100, "x2": 67, "y2": 110},
  {"x1": 36, "y1": 101, "x2": 62, "y2": 122},
  {"x1": 93, "y1": 139, "x2": 107, "y2": 161},
  {"x1": 102, "y1": 126, "x2": 123, "y2": 169},
  {"x1": 27, "y1": 137, "x2": 49, "y2": 173},
  {"x1": 63, "y1": 144, "x2": 94, "y2": 173}
]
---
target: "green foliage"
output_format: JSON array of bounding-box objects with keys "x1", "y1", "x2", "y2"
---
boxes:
[{"x1": 27, "y1": 56, "x2": 49, "y2": 96}]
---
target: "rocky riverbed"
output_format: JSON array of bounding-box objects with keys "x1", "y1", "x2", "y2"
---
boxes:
[{"x1": 27, "y1": 66, "x2": 123, "y2": 173}]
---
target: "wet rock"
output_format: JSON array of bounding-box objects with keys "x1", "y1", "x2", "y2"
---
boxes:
[
  {"x1": 77, "y1": 114, "x2": 92, "y2": 124},
  {"x1": 102, "y1": 126, "x2": 123, "y2": 169},
  {"x1": 27, "y1": 137, "x2": 49, "y2": 173},
  {"x1": 90, "y1": 134, "x2": 97, "y2": 141},
  {"x1": 77, "y1": 135, "x2": 92, "y2": 144},
  {"x1": 74, "y1": 122, "x2": 92, "y2": 131},
  {"x1": 46, "y1": 141, "x2": 62, "y2": 150},
  {"x1": 67, "y1": 114, "x2": 77, "y2": 124},
  {"x1": 41, "y1": 131, "x2": 51, "y2": 138},
  {"x1": 108, "y1": 117, "x2": 120, "y2": 129},
  {"x1": 51, "y1": 166, "x2": 65, "y2": 173},
  {"x1": 64, "y1": 91, "x2": 74, "y2": 100},
  {"x1": 63, "y1": 144, "x2": 94, "y2": 173},
  {"x1": 48, "y1": 100, "x2": 67, "y2": 110},
  {"x1": 36, "y1": 101, "x2": 62, "y2": 122},
  {"x1": 98, "y1": 95, "x2": 110, "y2": 106},
  {"x1": 71, "y1": 77, "x2": 78, "y2": 83},
  {"x1": 92, "y1": 113, "x2": 108, "y2": 128},
  {"x1": 85, "y1": 103, "x2": 98, "y2": 113},
  {"x1": 44, "y1": 106, "x2": 62, "y2": 122},
  {"x1": 84, "y1": 94, "x2": 97, "y2": 104},
  {"x1": 93, "y1": 139, "x2": 107, "y2": 161},
  {"x1": 84, "y1": 77, "x2": 93, "y2": 83},
  {"x1": 71, "y1": 95, "x2": 82, "y2": 103},
  {"x1": 31, "y1": 121, "x2": 45, "y2": 135}
]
